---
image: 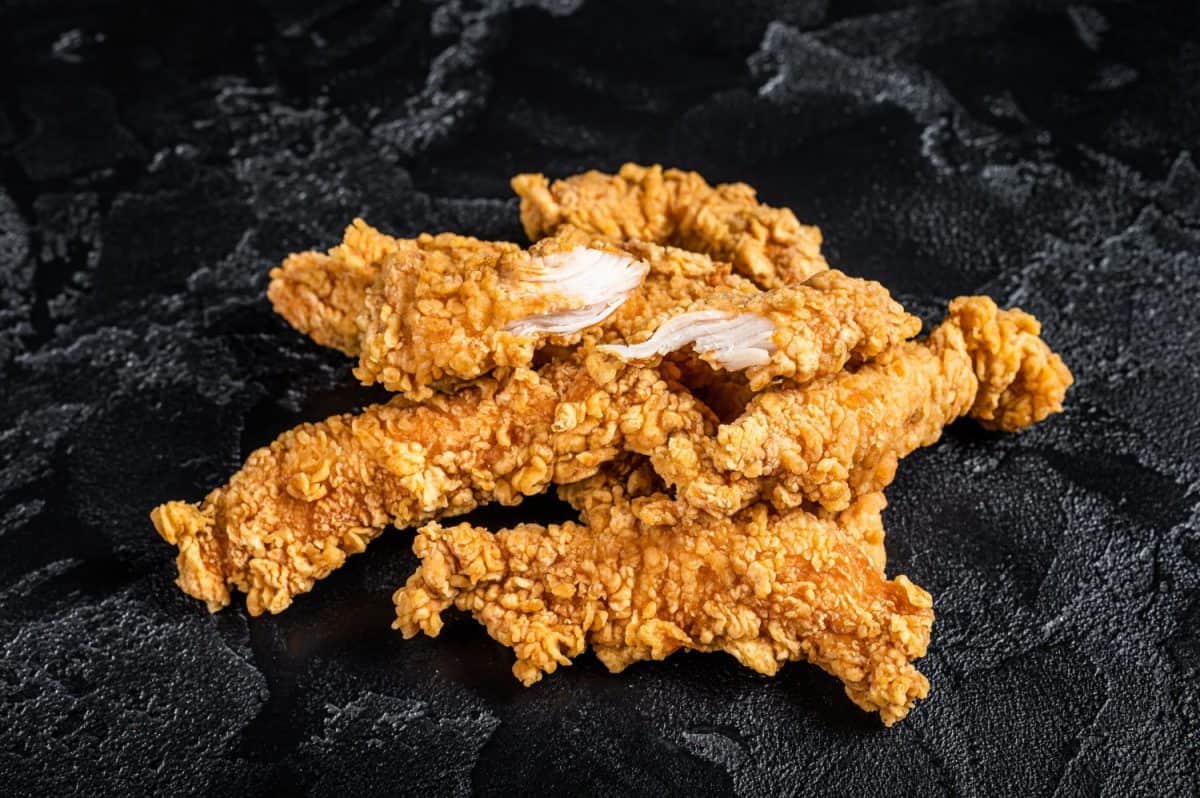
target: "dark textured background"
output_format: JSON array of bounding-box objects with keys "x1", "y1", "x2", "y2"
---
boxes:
[{"x1": 1, "y1": 0, "x2": 1198, "y2": 795}]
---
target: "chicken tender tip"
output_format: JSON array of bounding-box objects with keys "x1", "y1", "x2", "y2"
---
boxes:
[{"x1": 150, "y1": 499, "x2": 230, "y2": 612}]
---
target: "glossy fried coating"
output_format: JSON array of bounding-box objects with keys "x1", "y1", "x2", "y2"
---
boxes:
[
  {"x1": 393, "y1": 478, "x2": 931, "y2": 725},
  {"x1": 512, "y1": 162, "x2": 828, "y2": 288},
  {"x1": 150, "y1": 352, "x2": 714, "y2": 615},
  {"x1": 660, "y1": 296, "x2": 1074, "y2": 515},
  {"x1": 601, "y1": 269, "x2": 921, "y2": 390}
]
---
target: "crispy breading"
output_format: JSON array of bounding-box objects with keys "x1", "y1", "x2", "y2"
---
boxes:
[
  {"x1": 354, "y1": 230, "x2": 650, "y2": 398},
  {"x1": 512, "y1": 162, "x2": 828, "y2": 288},
  {"x1": 150, "y1": 353, "x2": 714, "y2": 615},
  {"x1": 600, "y1": 269, "x2": 921, "y2": 390},
  {"x1": 269, "y1": 221, "x2": 760, "y2": 398},
  {"x1": 268, "y1": 218, "x2": 406, "y2": 355},
  {"x1": 584, "y1": 239, "x2": 759, "y2": 345},
  {"x1": 393, "y1": 482, "x2": 931, "y2": 726},
  {"x1": 570, "y1": 240, "x2": 763, "y2": 423},
  {"x1": 658, "y1": 296, "x2": 1073, "y2": 515},
  {"x1": 827, "y1": 490, "x2": 889, "y2": 573},
  {"x1": 554, "y1": 455, "x2": 662, "y2": 514},
  {"x1": 155, "y1": 163, "x2": 1079, "y2": 730},
  {"x1": 559, "y1": 456, "x2": 889, "y2": 572}
]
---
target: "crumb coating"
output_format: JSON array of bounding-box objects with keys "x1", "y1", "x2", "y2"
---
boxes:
[
  {"x1": 661, "y1": 296, "x2": 1074, "y2": 515},
  {"x1": 513, "y1": 162, "x2": 827, "y2": 289},
  {"x1": 394, "y1": 475, "x2": 930, "y2": 725},
  {"x1": 151, "y1": 353, "x2": 714, "y2": 614}
]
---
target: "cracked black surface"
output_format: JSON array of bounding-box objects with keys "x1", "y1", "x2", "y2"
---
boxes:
[{"x1": 1, "y1": 1, "x2": 1198, "y2": 795}]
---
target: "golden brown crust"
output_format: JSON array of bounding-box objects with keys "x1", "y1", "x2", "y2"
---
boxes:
[
  {"x1": 745, "y1": 269, "x2": 920, "y2": 389},
  {"x1": 601, "y1": 269, "x2": 921, "y2": 390},
  {"x1": 268, "y1": 221, "x2": 751, "y2": 399},
  {"x1": 585, "y1": 240, "x2": 757, "y2": 345},
  {"x1": 352, "y1": 231, "x2": 571, "y2": 398},
  {"x1": 512, "y1": 162, "x2": 828, "y2": 288},
  {"x1": 947, "y1": 296, "x2": 1075, "y2": 431},
  {"x1": 559, "y1": 456, "x2": 890, "y2": 572},
  {"x1": 393, "y1": 489, "x2": 931, "y2": 726},
  {"x1": 150, "y1": 353, "x2": 715, "y2": 615},
  {"x1": 828, "y1": 490, "x2": 889, "y2": 573},
  {"x1": 267, "y1": 219, "x2": 406, "y2": 355},
  {"x1": 658, "y1": 296, "x2": 1073, "y2": 515}
]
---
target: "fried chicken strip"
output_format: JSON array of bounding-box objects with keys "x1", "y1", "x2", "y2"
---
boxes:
[
  {"x1": 393, "y1": 480, "x2": 931, "y2": 725},
  {"x1": 599, "y1": 269, "x2": 921, "y2": 390},
  {"x1": 512, "y1": 163, "x2": 828, "y2": 288},
  {"x1": 150, "y1": 353, "x2": 713, "y2": 615},
  {"x1": 355, "y1": 230, "x2": 654, "y2": 398},
  {"x1": 278, "y1": 224, "x2": 651, "y2": 397},
  {"x1": 657, "y1": 296, "x2": 1073, "y2": 515},
  {"x1": 269, "y1": 220, "x2": 762, "y2": 398}
]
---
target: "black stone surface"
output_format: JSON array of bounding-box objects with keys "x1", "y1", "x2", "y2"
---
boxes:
[{"x1": 1, "y1": 1, "x2": 1198, "y2": 795}]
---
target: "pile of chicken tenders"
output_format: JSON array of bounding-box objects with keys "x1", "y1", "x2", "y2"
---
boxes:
[{"x1": 151, "y1": 164, "x2": 1072, "y2": 725}]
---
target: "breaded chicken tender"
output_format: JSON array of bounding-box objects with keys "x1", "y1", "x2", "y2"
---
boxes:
[
  {"x1": 658, "y1": 296, "x2": 1074, "y2": 516},
  {"x1": 393, "y1": 473, "x2": 931, "y2": 725},
  {"x1": 354, "y1": 230, "x2": 652, "y2": 398},
  {"x1": 512, "y1": 163, "x2": 828, "y2": 288},
  {"x1": 271, "y1": 222, "x2": 755, "y2": 355},
  {"x1": 269, "y1": 221, "x2": 764, "y2": 398},
  {"x1": 599, "y1": 269, "x2": 921, "y2": 390},
  {"x1": 274, "y1": 223, "x2": 650, "y2": 398},
  {"x1": 150, "y1": 352, "x2": 714, "y2": 615}
]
